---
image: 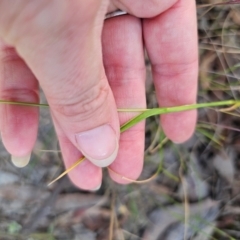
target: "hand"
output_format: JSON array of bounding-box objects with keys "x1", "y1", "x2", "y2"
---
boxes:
[{"x1": 0, "y1": 0, "x2": 198, "y2": 190}]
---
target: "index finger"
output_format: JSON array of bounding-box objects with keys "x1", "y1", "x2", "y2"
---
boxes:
[{"x1": 143, "y1": 0, "x2": 198, "y2": 143}]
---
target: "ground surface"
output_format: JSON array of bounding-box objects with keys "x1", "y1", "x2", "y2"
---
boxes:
[{"x1": 1, "y1": 1, "x2": 240, "y2": 240}]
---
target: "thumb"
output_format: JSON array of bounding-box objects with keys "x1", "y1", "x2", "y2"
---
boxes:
[
  {"x1": 0, "y1": 0, "x2": 120, "y2": 168},
  {"x1": 49, "y1": 71, "x2": 120, "y2": 168}
]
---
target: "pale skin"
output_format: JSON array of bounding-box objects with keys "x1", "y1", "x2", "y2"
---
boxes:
[{"x1": 0, "y1": 0, "x2": 198, "y2": 190}]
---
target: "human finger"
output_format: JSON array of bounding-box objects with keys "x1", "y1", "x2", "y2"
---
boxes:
[
  {"x1": 0, "y1": 40, "x2": 39, "y2": 167},
  {"x1": 102, "y1": 15, "x2": 146, "y2": 184},
  {"x1": 143, "y1": 0, "x2": 198, "y2": 143}
]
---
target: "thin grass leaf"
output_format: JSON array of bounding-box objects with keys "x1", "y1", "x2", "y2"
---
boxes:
[
  {"x1": 198, "y1": 1, "x2": 240, "y2": 9},
  {"x1": 0, "y1": 100, "x2": 49, "y2": 108},
  {"x1": 196, "y1": 128, "x2": 222, "y2": 146},
  {"x1": 108, "y1": 167, "x2": 158, "y2": 184},
  {"x1": 162, "y1": 169, "x2": 179, "y2": 182},
  {"x1": 120, "y1": 100, "x2": 239, "y2": 133},
  {"x1": 48, "y1": 157, "x2": 85, "y2": 186}
]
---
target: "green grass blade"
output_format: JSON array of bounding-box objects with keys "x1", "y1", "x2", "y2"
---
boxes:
[
  {"x1": 0, "y1": 99, "x2": 239, "y2": 134},
  {"x1": 0, "y1": 100, "x2": 49, "y2": 108},
  {"x1": 120, "y1": 100, "x2": 238, "y2": 133},
  {"x1": 196, "y1": 128, "x2": 222, "y2": 146}
]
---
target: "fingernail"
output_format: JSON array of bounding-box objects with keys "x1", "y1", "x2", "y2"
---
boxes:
[
  {"x1": 172, "y1": 140, "x2": 182, "y2": 144},
  {"x1": 75, "y1": 124, "x2": 118, "y2": 167},
  {"x1": 90, "y1": 184, "x2": 101, "y2": 192},
  {"x1": 11, "y1": 153, "x2": 31, "y2": 168}
]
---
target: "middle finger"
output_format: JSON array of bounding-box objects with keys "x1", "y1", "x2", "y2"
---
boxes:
[{"x1": 102, "y1": 15, "x2": 146, "y2": 184}]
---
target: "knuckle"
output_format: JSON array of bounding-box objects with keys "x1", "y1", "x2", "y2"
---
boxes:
[
  {"x1": 114, "y1": 0, "x2": 177, "y2": 18},
  {"x1": 0, "y1": 1, "x2": 47, "y2": 43},
  {"x1": 53, "y1": 81, "x2": 110, "y2": 122},
  {"x1": 0, "y1": 1, "x2": 103, "y2": 46},
  {"x1": 0, "y1": 1, "x2": 71, "y2": 45}
]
